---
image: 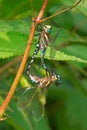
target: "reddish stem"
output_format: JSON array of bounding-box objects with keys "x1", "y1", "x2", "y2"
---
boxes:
[
  {"x1": 36, "y1": 0, "x2": 48, "y2": 22},
  {"x1": 0, "y1": 23, "x2": 35, "y2": 118},
  {"x1": 0, "y1": 0, "x2": 48, "y2": 119}
]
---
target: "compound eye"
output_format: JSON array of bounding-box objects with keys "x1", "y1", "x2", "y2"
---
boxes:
[
  {"x1": 47, "y1": 29, "x2": 51, "y2": 33},
  {"x1": 55, "y1": 80, "x2": 60, "y2": 86},
  {"x1": 44, "y1": 25, "x2": 52, "y2": 33},
  {"x1": 55, "y1": 75, "x2": 61, "y2": 86}
]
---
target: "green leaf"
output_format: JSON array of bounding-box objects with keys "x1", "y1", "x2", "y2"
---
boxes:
[
  {"x1": 0, "y1": 20, "x2": 86, "y2": 65},
  {"x1": 0, "y1": 31, "x2": 27, "y2": 58},
  {"x1": 61, "y1": 44, "x2": 87, "y2": 61},
  {"x1": 37, "y1": 47, "x2": 87, "y2": 64},
  {"x1": 0, "y1": 20, "x2": 30, "y2": 35}
]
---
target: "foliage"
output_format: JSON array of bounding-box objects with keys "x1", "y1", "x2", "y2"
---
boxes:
[{"x1": 0, "y1": 0, "x2": 87, "y2": 130}]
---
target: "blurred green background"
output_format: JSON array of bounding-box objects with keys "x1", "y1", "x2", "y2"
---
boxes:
[{"x1": 0, "y1": 0, "x2": 87, "y2": 130}]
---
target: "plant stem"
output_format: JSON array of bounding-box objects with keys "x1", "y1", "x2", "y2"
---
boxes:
[
  {"x1": 36, "y1": 0, "x2": 48, "y2": 22},
  {"x1": 0, "y1": 23, "x2": 35, "y2": 118},
  {"x1": 0, "y1": 57, "x2": 22, "y2": 74},
  {"x1": 41, "y1": 0, "x2": 81, "y2": 23},
  {"x1": 0, "y1": 0, "x2": 48, "y2": 119}
]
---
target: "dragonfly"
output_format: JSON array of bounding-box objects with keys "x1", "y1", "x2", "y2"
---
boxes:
[
  {"x1": 26, "y1": 0, "x2": 81, "y2": 84},
  {"x1": 17, "y1": 73, "x2": 61, "y2": 121},
  {"x1": 26, "y1": 24, "x2": 61, "y2": 83},
  {"x1": 17, "y1": 0, "x2": 81, "y2": 122}
]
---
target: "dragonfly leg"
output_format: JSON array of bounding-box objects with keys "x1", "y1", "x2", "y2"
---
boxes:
[{"x1": 36, "y1": 24, "x2": 43, "y2": 32}]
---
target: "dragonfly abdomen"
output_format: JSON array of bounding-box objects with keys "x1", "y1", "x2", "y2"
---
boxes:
[{"x1": 26, "y1": 42, "x2": 40, "y2": 78}]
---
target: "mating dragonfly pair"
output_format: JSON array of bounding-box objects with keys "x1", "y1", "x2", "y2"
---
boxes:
[
  {"x1": 26, "y1": 24, "x2": 61, "y2": 85},
  {"x1": 17, "y1": 24, "x2": 61, "y2": 121},
  {"x1": 17, "y1": 0, "x2": 81, "y2": 122}
]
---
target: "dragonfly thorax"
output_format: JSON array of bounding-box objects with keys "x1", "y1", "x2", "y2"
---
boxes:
[{"x1": 43, "y1": 25, "x2": 52, "y2": 34}]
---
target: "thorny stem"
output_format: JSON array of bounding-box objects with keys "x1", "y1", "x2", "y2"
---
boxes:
[{"x1": 0, "y1": 0, "x2": 48, "y2": 119}]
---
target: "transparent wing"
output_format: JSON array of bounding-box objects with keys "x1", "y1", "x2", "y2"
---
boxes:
[
  {"x1": 17, "y1": 87, "x2": 47, "y2": 121},
  {"x1": 50, "y1": 27, "x2": 60, "y2": 58}
]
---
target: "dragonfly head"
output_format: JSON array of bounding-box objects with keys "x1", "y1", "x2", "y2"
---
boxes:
[
  {"x1": 51, "y1": 73, "x2": 61, "y2": 86},
  {"x1": 55, "y1": 74, "x2": 61, "y2": 86},
  {"x1": 44, "y1": 25, "x2": 52, "y2": 34}
]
